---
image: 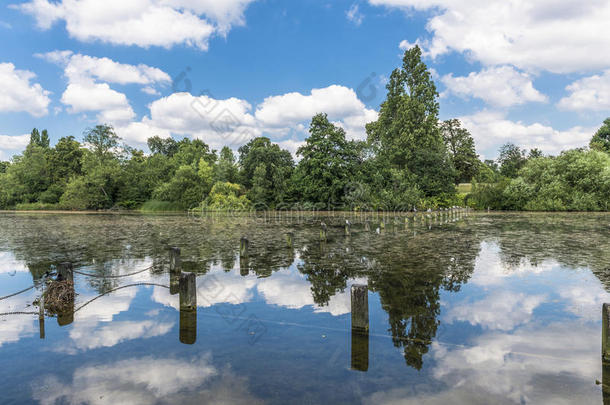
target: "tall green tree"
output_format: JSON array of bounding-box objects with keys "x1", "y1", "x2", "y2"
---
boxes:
[
  {"x1": 498, "y1": 143, "x2": 527, "y2": 178},
  {"x1": 215, "y1": 146, "x2": 239, "y2": 183},
  {"x1": 293, "y1": 113, "x2": 364, "y2": 206},
  {"x1": 590, "y1": 118, "x2": 610, "y2": 153},
  {"x1": 238, "y1": 137, "x2": 294, "y2": 206},
  {"x1": 147, "y1": 136, "x2": 179, "y2": 157},
  {"x1": 440, "y1": 119, "x2": 479, "y2": 184},
  {"x1": 83, "y1": 125, "x2": 120, "y2": 158},
  {"x1": 366, "y1": 46, "x2": 455, "y2": 197}
]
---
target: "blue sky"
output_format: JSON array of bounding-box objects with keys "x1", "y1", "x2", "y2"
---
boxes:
[{"x1": 1, "y1": 0, "x2": 609, "y2": 161}]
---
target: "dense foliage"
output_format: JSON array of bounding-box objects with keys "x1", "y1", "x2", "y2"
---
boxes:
[{"x1": 1, "y1": 46, "x2": 609, "y2": 212}]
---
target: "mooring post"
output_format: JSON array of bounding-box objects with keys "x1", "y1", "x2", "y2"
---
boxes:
[
  {"x1": 180, "y1": 307, "x2": 197, "y2": 345},
  {"x1": 39, "y1": 287, "x2": 45, "y2": 339},
  {"x1": 285, "y1": 232, "x2": 294, "y2": 248},
  {"x1": 351, "y1": 284, "x2": 369, "y2": 332},
  {"x1": 57, "y1": 262, "x2": 73, "y2": 283},
  {"x1": 351, "y1": 284, "x2": 369, "y2": 372},
  {"x1": 169, "y1": 247, "x2": 181, "y2": 275},
  {"x1": 603, "y1": 304, "x2": 610, "y2": 362},
  {"x1": 365, "y1": 220, "x2": 370, "y2": 232},
  {"x1": 179, "y1": 272, "x2": 197, "y2": 311},
  {"x1": 240, "y1": 237, "x2": 249, "y2": 257},
  {"x1": 345, "y1": 220, "x2": 351, "y2": 236},
  {"x1": 320, "y1": 222, "x2": 328, "y2": 242}
]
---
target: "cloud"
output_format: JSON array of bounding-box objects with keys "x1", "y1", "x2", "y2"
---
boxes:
[
  {"x1": 61, "y1": 81, "x2": 135, "y2": 123},
  {"x1": 346, "y1": 4, "x2": 364, "y2": 26},
  {"x1": 370, "y1": 0, "x2": 610, "y2": 73},
  {"x1": 38, "y1": 51, "x2": 171, "y2": 86},
  {"x1": 0, "y1": 134, "x2": 30, "y2": 159},
  {"x1": 558, "y1": 70, "x2": 610, "y2": 112},
  {"x1": 0, "y1": 62, "x2": 50, "y2": 117},
  {"x1": 459, "y1": 111, "x2": 594, "y2": 158},
  {"x1": 31, "y1": 355, "x2": 263, "y2": 405},
  {"x1": 15, "y1": 0, "x2": 256, "y2": 50},
  {"x1": 445, "y1": 291, "x2": 546, "y2": 331},
  {"x1": 254, "y1": 85, "x2": 378, "y2": 141},
  {"x1": 117, "y1": 85, "x2": 378, "y2": 148},
  {"x1": 441, "y1": 66, "x2": 547, "y2": 107},
  {"x1": 38, "y1": 51, "x2": 172, "y2": 125}
]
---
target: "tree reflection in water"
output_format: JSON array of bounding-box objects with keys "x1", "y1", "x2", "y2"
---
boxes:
[{"x1": 2, "y1": 212, "x2": 610, "y2": 372}]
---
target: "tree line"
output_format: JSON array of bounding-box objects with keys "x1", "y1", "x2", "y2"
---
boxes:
[{"x1": 1, "y1": 46, "x2": 609, "y2": 212}]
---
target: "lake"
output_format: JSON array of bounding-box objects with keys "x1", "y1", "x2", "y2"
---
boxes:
[{"x1": 1, "y1": 211, "x2": 609, "y2": 404}]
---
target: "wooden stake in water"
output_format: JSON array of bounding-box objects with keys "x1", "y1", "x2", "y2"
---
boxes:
[
  {"x1": 39, "y1": 285, "x2": 45, "y2": 339},
  {"x1": 169, "y1": 247, "x2": 181, "y2": 275},
  {"x1": 345, "y1": 220, "x2": 351, "y2": 236},
  {"x1": 351, "y1": 285, "x2": 369, "y2": 332},
  {"x1": 180, "y1": 307, "x2": 197, "y2": 345},
  {"x1": 285, "y1": 232, "x2": 294, "y2": 248},
  {"x1": 603, "y1": 304, "x2": 610, "y2": 362},
  {"x1": 240, "y1": 237, "x2": 249, "y2": 257},
  {"x1": 320, "y1": 222, "x2": 328, "y2": 242},
  {"x1": 57, "y1": 262, "x2": 73, "y2": 282},
  {"x1": 351, "y1": 284, "x2": 369, "y2": 372},
  {"x1": 180, "y1": 272, "x2": 197, "y2": 311}
]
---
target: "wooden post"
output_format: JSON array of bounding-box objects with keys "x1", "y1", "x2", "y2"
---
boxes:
[
  {"x1": 351, "y1": 285, "x2": 369, "y2": 332},
  {"x1": 364, "y1": 221, "x2": 370, "y2": 232},
  {"x1": 179, "y1": 272, "x2": 197, "y2": 311},
  {"x1": 240, "y1": 237, "x2": 249, "y2": 257},
  {"x1": 180, "y1": 307, "x2": 197, "y2": 345},
  {"x1": 602, "y1": 303, "x2": 610, "y2": 363},
  {"x1": 320, "y1": 222, "x2": 328, "y2": 242},
  {"x1": 57, "y1": 262, "x2": 73, "y2": 282},
  {"x1": 169, "y1": 247, "x2": 181, "y2": 275},
  {"x1": 39, "y1": 287, "x2": 45, "y2": 339},
  {"x1": 351, "y1": 284, "x2": 369, "y2": 372},
  {"x1": 345, "y1": 220, "x2": 351, "y2": 236},
  {"x1": 285, "y1": 232, "x2": 294, "y2": 248}
]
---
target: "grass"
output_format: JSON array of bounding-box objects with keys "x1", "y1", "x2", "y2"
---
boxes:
[
  {"x1": 139, "y1": 200, "x2": 185, "y2": 212},
  {"x1": 15, "y1": 202, "x2": 61, "y2": 211},
  {"x1": 457, "y1": 183, "x2": 472, "y2": 194}
]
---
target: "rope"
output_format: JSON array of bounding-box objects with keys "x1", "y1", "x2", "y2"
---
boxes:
[
  {"x1": 72, "y1": 265, "x2": 153, "y2": 279},
  {"x1": 0, "y1": 285, "x2": 34, "y2": 301},
  {"x1": 74, "y1": 282, "x2": 168, "y2": 313},
  {"x1": 0, "y1": 311, "x2": 38, "y2": 316}
]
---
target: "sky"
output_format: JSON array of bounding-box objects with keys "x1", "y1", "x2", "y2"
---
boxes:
[{"x1": 0, "y1": 0, "x2": 609, "y2": 161}]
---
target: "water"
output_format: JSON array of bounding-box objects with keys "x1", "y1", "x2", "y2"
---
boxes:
[{"x1": 0, "y1": 211, "x2": 609, "y2": 404}]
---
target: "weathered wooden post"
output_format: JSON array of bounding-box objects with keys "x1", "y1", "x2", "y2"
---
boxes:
[
  {"x1": 240, "y1": 237, "x2": 249, "y2": 276},
  {"x1": 285, "y1": 232, "x2": 294, "y2": 248},
  {"x1": 320, "y1": 222, "x2": 328, "y2": 242},
  {"x1": 603, "y1": 304, "x2": 610, "y2": 403},
  {"x1": 364, "y1": 220, "x2": 370, "y2": 232},
  {"x1": 351, "y1": 284, "x2": 369, "y2": 332},
  {"x1": 179, "y1": 272, "x2": 197, "y2": 311},
  {"x1": 56, "y1": 262, "x2": 75, "y2": 327},
  {"x1": 603, "y1": 304, "x2": 610, "y2": 362},
  {"x1": 379, "y1": 220, "x2": 385, "y2": 233},
  {"x1": 57, "y1": 262, "x2": 73, "y2": 282},
  {"x1": 169, "y1": 247, "x2": 181, "y2": 295},
  {"x1": 180, "y1": 307, "x2": 197, "y2": 345},
  {"x1": 169, "y1": 247, "x2": 181, "y2": 274},
  {"x1": 39, "y1": 287, "x2": 45, "y2": 339},
  {"x1": 351, "y1": 284, "x2": 369, "y2": 372},
  {"x1": 345, "y1": 220, "x2": 351, "y2": 236},
  {"x1": 240, "y1": 237, "x2": 249, "y2": 257}
]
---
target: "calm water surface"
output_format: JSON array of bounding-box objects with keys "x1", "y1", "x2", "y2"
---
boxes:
[{"x1": 1, "y1": 212, "x2": 609, "y2": 404}]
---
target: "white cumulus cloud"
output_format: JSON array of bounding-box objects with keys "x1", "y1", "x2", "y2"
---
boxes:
[
  {"x1": 15, "y1": 0, "x2": 256, "y2": 50},
  {"x1": 0, "y1": 62, "x2": 50, "y2": 117},
  {"x1": 558, "y1": 70, "x2": 610, "y2": 112},
  {"x1": 459, "y1": 111, "x2": 594, "y2": 158},
  {"x1": 441, "y1": 66, "x2": 547, "y2": 107},
  {"x1": 371, "y1": 0, "x2": 610, "y2": 73}
]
